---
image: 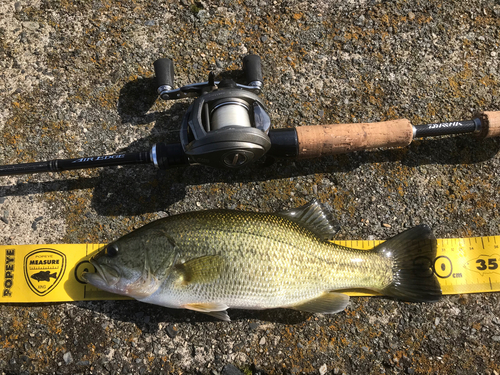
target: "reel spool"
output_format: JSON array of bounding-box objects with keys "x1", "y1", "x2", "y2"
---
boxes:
[{"x1": 154, "y1": 55, "x2": 271, "y2": 169}]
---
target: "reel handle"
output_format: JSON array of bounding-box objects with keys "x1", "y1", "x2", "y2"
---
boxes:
[
  {"x1": 243, "y1": 55, "x2": 263, "y2": 87},
  {"x1": 153, "y1": 58, "x2": 175, "y2": 92}
]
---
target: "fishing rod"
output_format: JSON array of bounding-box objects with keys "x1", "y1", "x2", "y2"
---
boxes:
[{"x1": 0, "y1": 54, "x2": 499, "y2": 176}]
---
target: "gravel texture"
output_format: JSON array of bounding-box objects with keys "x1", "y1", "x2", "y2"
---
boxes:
[{"x1": 1, "y1": 0, "x2": 500, "y2": 374}]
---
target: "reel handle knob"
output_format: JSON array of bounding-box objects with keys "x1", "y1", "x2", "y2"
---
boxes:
[
  {"x1": 243, "y1": 55, "x2": 263, "y2": 87},
  {"x1": 154, "y1": 58, "x2": 175, "y2": 94}
]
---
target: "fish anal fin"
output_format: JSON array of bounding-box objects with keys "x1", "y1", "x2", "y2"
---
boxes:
[
  {"x1": 183, "y1": 302, "x2": 230, "y2": 321},
  {"x1": 176, "y1": 255, "x2": 225, "y2": 285},
  {"x1": 291, "y1": 292, "x2": 349, "y2": 314}
]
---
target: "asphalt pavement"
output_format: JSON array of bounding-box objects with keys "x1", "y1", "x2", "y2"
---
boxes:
[{"x1": 0, "y1": 0, "x2": 499, "y2": 374}]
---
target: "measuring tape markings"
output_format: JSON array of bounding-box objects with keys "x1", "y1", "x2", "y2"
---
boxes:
[
  {"x1": 335, "y1": 236, "x2": 500, "y2": 296},
  {"x1": 1, "y1": 236, "x2": 500, "y2": 303}
]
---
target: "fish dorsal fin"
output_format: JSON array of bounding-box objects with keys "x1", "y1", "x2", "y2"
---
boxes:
[
  {"x1": 277, "y1": 199, "x2": 339, "y2": 241},
  {"x1": 292, "y1": 292, "x2": 349, "y2": 314},
  {"x1": 175, "y1": 255, "x2": 225, "y2": 285}
]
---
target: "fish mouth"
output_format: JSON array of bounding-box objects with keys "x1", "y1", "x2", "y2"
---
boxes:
[{"x1": 82, "y1": 259, "x2": 121, "y2": 292}]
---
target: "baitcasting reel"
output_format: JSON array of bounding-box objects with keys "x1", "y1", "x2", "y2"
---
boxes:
[
  {"x1": 152, "y1": 55, "x2": 271, "y2": 169},
  {"x1": 0, "y1": 53, "x2": 499, "y2": 177}
]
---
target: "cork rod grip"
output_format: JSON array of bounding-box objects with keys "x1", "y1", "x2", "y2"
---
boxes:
[
  {"x1": 477, "y1": 111, "x2": 500, "y2": 138},
  {"x1": 295, "y1": 119, "x2": 414, "y2": 159}
]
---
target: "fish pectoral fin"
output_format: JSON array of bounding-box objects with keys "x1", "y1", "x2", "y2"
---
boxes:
[
  {"x1": 291, "y1": 292, "x2": 349, "y2": 314},
  {"x1": 176, "y1": 255, "x2": 225, "y2": 285},
  {"x1": 183, "y1": 302, "x2": 231, "y2": 322}
]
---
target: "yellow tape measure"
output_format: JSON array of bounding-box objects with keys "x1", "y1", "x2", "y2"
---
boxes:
[
  {"x1": 1, "y1": 236, "x2": 499, "y2": 303},
  {"x1": 338, "y1": 236, "x2": 500, "y2": 296}
]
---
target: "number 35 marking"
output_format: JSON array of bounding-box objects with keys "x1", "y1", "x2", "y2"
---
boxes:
[{"x1": 476, "y1": 258, "x2": 498, "y2": 271}]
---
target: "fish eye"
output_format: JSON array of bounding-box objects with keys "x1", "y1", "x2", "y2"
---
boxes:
[{"x1": 106, "y1": 243, "x2": 119, "y2": 257}]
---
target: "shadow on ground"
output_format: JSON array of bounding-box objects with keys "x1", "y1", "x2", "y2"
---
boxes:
[
  {"x1": 1, "y1": 76, "x2": 498, "y2": 216},
  {"x1": 74, "y1": 299, "x2": 312, "y2": 331}
]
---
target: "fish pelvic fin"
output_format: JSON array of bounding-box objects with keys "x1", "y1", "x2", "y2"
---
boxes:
[
  {"x1": 377, "y1": 225, "x2": 442, "y2": 302},
  {"x1": 183, "y1": 302, "x2": 230, "y2": 321},
  {"x1": 291, "y1": 292, "x2": 349, "y2": 314},
  {"x1": 277, "y1": 199, "x2": 340, "y2": 241}
]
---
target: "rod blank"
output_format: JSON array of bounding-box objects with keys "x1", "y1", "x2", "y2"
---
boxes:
[{"x1": 0, "y1": 152, "x2": 151, "y2": 177}]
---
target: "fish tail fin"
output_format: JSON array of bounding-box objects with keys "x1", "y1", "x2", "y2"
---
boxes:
[
  {"x1": 376, "y1": 225, "x2": 442, "y2": 302},
  {"x1": 50, "y1": 272, "x2": 57, "y2": 278}
]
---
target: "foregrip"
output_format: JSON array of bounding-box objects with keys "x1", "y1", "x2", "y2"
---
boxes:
[
  {"x1": 477, "y1": 111, "x2": 500, "y2": 138},
  {"x1": 295, "y1": 119, "x2": 413, "y2": 159}
]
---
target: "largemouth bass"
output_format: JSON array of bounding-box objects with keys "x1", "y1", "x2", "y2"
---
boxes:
[{"x1": 83, "y1": 200, "x2": 441, "y2": 321}]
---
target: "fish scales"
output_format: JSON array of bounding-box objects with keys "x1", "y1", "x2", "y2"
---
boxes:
[
  {"x1": 84, "y1": 200, "x2": 441, "y2": 320},
  {"x1": 132, "y1": 211, "x2": 390, "y2": 307}
]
